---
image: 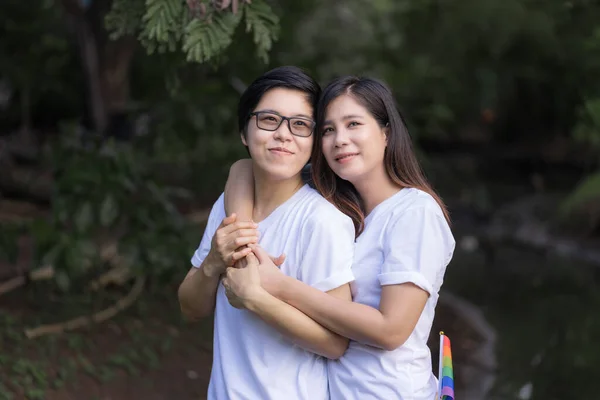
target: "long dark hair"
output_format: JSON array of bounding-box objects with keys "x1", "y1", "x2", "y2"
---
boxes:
[{"x1": 311, "y1": 76, "x2": 450, "y2": 237}]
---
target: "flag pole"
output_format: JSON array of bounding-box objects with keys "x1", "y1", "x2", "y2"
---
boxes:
[{"x1": 438, "y1": 331, "x2": 444, "y2": 400}]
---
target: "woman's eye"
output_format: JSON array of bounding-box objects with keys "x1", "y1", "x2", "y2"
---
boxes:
[
  {"x1": 322, "y1": 127, "x2": 333, "y2": 134},
  {"x1": 348, "y1": 121, "x2": 359, "y2": 127},
  {"x1": 294, "y1": 121, "x2": 307, "y2": 126}
]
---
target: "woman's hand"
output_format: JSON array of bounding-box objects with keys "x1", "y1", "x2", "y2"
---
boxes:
[
  {"x1": 222, "y1": 252, "x2": 265, "y2": 309},
  {"x1": 222, "y1": 245, "x2": 287, "y2": 308},
  {"x1": 204, "y1": 213, "x2": 259, "y2": 277},
  {"x1": 247, "y1": 244, "x2": 286, "y2": 298}
]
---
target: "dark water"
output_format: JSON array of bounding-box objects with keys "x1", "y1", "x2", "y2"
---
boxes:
[{"x1": 445, "y1": 238, "x2": 600, "y2": 400}]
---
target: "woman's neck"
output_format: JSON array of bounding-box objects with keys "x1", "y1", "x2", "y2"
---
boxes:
[
  {"x1": 252, "y1": 168, "x2": 304, "y2": 222},
  {"x1": 352, "y1": 165, "x2": 402, "y2": 216}
]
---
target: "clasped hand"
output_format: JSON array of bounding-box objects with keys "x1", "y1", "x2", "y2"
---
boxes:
[
  {"x1": 204, "y1": 213, "x2": 285, "y2": 308},
  {"x1": 204, "y1": 213, "x2": 260, "y2": 277},
  {"x1": 222, "y1": 244, "x2": 286, "y2": 309}
]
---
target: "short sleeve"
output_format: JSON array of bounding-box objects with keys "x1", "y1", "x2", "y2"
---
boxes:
[
  {"x1": 378, "y1": 205, "x2": 455, "y2": 296},
  {"x1": 296, "y1": 209, "x2": 355, "y2": 292},
  {"x1": 190, "y1": 194, "x2": 226, "y2": 268}
]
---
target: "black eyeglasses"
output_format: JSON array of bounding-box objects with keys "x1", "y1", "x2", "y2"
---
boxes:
[{"x1": 249, "y1": 111, "x2": 315, "y2": 138}]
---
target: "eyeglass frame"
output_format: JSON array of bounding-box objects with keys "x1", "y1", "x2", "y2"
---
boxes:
[{"x1": 248, "y1": 110, "x2": 315, "y2": 138}]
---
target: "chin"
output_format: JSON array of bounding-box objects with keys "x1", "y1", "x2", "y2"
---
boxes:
[
  {"x1": 330, "y1": 165, "x2": 362, "y2": 184},
  {"x1": 260, "y1": 162, "x2": 304, "y2": 182}
]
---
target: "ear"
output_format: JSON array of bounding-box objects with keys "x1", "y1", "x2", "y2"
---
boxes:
[
  {"x1": 383, "y1": 124, "x2": 390, "y2": 145},
  {"x1": 240, "y1": 132, "x2": 247, "y2": 146}
]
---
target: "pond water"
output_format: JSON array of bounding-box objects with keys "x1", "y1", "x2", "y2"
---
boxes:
[{"x1": 446, "y1": 232, "x2": 600, "y2": 400}]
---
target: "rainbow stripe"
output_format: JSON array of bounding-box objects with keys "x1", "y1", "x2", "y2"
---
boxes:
[{"x1": 438, "y1": 332, "x2": 455, "y2": 400}]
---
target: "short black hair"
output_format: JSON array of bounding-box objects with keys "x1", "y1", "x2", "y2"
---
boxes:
[{"x1": 237, "y1": 66, "x2": 321, "y2": 136}]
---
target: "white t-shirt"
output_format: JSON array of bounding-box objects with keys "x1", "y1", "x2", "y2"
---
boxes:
[
  {"x1": 191, "y1": 184, "x2": 355, "y2": 400},
  {"x1": 328, "y1": 188, "x2": 455, "y2": 400}
]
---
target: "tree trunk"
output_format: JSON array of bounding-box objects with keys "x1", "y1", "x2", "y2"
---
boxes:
[
  {"x1": 101, "y1": 36, "x2": 137, "y2": 117},
  {"x1": 20, "y1": 82, "x2": 31, "y2": 133},
  {"x1": 77, "y1": 17, "x2": 107, "y2": 134},
  {"x1": 61, "y1": 0, "x2": 107, "y2": 134},
  {"x1": 60, "y1": 0, "x2": 137, "y2": 136}
]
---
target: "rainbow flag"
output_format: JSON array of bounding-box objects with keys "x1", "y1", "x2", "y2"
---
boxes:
[{"x1": 437, "y1": 331, "x2": 455, "y2": 400}]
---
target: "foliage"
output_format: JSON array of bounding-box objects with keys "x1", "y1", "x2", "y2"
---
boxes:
[
  {"x1": 278, "y1": 0, "x2": 600, "y2": 141},
  {"x1": 30, "y1": 127, "x2": 200, "y2": 290},
  {"x1": 560, "y1": 23, "x2": 600, "y2": 226},
  {"x1": 559, "y1": 172, "x2": 600, "y2": 228},
  {"x1": 0, "y1": 223, "x2": 22, "y2": 266},
  {"x1": 0, "y1": 280, "x2": 213, "y2": 398},
  {"x1": 3, "y1": 0, "x2": 600, "y2": 285},
  {"x1": 105, "y1": 0, "x2": 279, "y2": 63},
  {"x1": 0, "y1": 0, "x2": 72, "y2": 124}
]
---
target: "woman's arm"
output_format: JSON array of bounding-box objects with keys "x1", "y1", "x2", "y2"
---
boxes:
[
  {"x1": 246, "y1": 283, "x2": 351, "y2": 359},
  {"x1": 251, "y1": 244, "x2": 427, "y2": 351},
  {"x1": 178, "y1": 214, "x2": 258, "y2": 319},
  {"x1": 223, "y1": 253, "x2": 351, "y2": 359},
  {"x1": 276, "y1": 278, "x2": 427, "y2": 351},
  {"x1": 224, "y1": 159, "x2": 254, "y2": 221},
  {"x1": 224, "y1": 159, "x2": 285, "y2": 267},
  {"x1": 258, "y1": 205, "x2": 453, "y2": 351}
]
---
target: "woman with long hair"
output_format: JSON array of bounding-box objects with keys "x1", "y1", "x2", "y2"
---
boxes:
[{"x1": 223, "y1": 76, "x2": 455, "y2": 399}]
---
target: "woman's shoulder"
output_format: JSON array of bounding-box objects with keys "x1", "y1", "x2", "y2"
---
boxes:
[
  {"x1": 381, "y1": 188, "x2": 453, "y2": 243},
  {"x1": 383, "y1": 188, "x2": 455, "y2": 262},
  {"x1": 390, "y1": 188, "x2": 445, "y2": 220}
]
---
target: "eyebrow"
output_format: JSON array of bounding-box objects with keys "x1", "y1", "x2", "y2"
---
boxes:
[
  {"x1": 323, "y1": 114, "x2": 365, "y2": 125},
  {"x1": 257, "y1": 109, "x2": 313, "y2": 120}
]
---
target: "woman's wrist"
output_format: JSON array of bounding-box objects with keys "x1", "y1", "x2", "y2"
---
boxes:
[
  {"x1": 270, "y1": 274, "x2": 294, "y2": 302},
  {"x1": 202, "y1": 251, "x2": 224, "y2": 278},
  {"x1": 243, "y1": 286, "x2": 270, "y2": 312}
]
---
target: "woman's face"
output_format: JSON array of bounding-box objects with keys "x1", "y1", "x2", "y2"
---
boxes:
[
  {"x1": 320, "y1": 94, "x2": 387, "y2": 184},
  {"x1": 242, "y1": 88, "x2": 314, "y2": 182}
]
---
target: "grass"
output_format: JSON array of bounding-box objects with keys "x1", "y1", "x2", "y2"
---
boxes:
[{"x1": 0, "y1": 277, "x2": 213, "y2": 400}]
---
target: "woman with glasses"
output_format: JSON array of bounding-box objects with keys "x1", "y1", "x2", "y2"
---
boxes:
[
  {"x1": 223, "y1": 76, "x2": 455, "y2": 400},
  {"x1": 177, "y1": 66, "x2": 356, "y2": 400}
]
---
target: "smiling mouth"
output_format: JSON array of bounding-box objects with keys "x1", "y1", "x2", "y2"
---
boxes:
[
  {"x1": 269, "y1": 148, "x2": 294, "y2": 155},
  {"x1": 335, "y1": 153, "x2": 359, "y2": 161}
]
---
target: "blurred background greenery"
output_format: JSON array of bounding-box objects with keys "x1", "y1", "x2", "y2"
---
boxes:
[{"x1": 1, "y1": 0, "x2": 599, "y2": 399}]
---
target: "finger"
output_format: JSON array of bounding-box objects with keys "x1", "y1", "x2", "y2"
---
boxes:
[
  {"x1": 248, "y1": 244, "x2": 270, "y2": 264},
  {"x1": 225, "y1": 289, "x2": 236, "y2": 304},
  {"x1": 232, "y1": 228, "x2": 260, "y2": 237},
  {"x1": 231, "y1": 236, "x2": 259, "y2": 248},
  {"x1": 271, "y1": 253, "x2": 286, "y2": 267},
  {"x1": 220, "y1": 221, "x2": 259, "y2": 236},
  {"x1": 231, "y1": 247, "x2": 253, "y2": 263},
  {"x1": 219, "y1": 213, "x2": 237, "y2": 228},
  {"x1": 245, "y1": 251, "x2": 259, "y2": 266}
]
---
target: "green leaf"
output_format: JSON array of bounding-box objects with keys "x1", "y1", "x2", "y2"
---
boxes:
[
  {"x1": 75, "y1": 202, "x2": 93, "y2": 233},
  {"x1": 41, "y1": 243, "x2": 63, "y2": 267},
  {"x1": 560, "y1": 172, "x2": 600, "y2": 217},
  {"x1": 243, "y1": 0, "x2": 280, "y2": 63},
  {"x1": 141, "y1": 0, "x2": 184, "y2": 44},
  {"x1": 55, "y1": 270, "x2": 70, "y2": 292},
  {"x1": 182, "y1": 11, "x2": 242, "y2": 63},
  {"x1": 100, "y1": 195, "x2": 119, "y2": 227},
  {"x1": 105, "y1": 0, "x2": 146, "y2": 39}
]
